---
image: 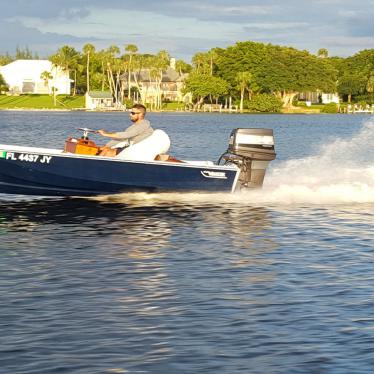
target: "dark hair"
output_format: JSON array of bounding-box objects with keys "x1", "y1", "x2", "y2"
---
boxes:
[{"x1": 132, "y1": 103, "x2": 146, "y2": 114}]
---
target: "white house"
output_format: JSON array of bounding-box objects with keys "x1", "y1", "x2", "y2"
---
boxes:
[
  {"x1": 320, "y1": 93, "x2": 340, "y2": 104},
  {"x1": 299, "y1": 91, "x2": 340, "y2": 105},
  {"x1": 85, "y1": 91, "x2": 114, "y2": 110},
  {"x1": 0, "y1": 59, "x2": 71, "y2": 95}
]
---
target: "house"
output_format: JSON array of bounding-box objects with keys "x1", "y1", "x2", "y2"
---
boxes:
[
  {"x1": 0, "y1": 59, "x2": 71, "y2": 95},
  {"x1": 320, "y1": 93, "x2": 340, "y2": 104},
  {"x1": 85, "y1": 91, "x2": 114, "y2": 110},
  {"x1": 120, "y1": 58, "x2": 191, "y2": 104},
  {"x1": 298, "y1": 91, "x2": 340, "y2": 105}
]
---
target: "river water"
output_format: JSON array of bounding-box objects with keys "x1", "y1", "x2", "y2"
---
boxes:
[{"x1": 1, "y1": 111, "x2": 374, "y2": 373}]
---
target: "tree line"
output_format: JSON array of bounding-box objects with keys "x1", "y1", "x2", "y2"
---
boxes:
[
  {"x1": 0, "y1": 44, "x2": 192, "y2": 110},
  {"x1": 185, "y1": 44, "x2": 374, "y2": 111},
  {"x1": 1, "y1": 43, "x2": 374, "y2": 111}
]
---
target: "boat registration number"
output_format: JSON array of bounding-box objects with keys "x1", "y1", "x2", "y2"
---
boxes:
[{"x1": 0, "y1": 151, "x2": 52, "y2": 164}]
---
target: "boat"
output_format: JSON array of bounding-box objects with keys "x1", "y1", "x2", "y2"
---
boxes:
[{"x1": 0, "y1": 128, "x2": 276, "y2": 197}]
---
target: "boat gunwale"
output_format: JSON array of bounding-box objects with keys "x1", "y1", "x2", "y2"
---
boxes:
[{"x1": 0, "y1": 143, "x2": 239, "y2": 172}]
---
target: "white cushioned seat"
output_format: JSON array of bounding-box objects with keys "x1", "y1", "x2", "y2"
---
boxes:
[{"x1": 115, "y1": 129, "x2": 171, "y2": 161}]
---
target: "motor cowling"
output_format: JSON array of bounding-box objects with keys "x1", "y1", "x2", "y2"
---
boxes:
[{"x1": 219, "y1": 128, "x2": 276, "y2": 189}]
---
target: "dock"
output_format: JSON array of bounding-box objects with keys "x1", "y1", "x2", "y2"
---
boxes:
[{"x1": 345, "y1": 104, "x2": 374, "y2": 114}]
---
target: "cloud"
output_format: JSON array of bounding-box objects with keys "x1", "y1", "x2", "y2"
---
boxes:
[
  {"x1": 0, "y1": 20, "x2": 97, "y2": 56},
  {"x1": 1, "y1": 0, "x2": 374, "y2": 60},
  {"x1": 0, "y1": 0, "x2": 90, "y2": 20},
  {"x1": 338, "y1": 10, "x2": 374, "y2": 38}
]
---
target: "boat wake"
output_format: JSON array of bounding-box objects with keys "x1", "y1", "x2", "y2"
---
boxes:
[
  {"x1": 96, "y1": 120, "x2": 374, "y2": 206},
  {"x1": 248, "y1": 119, "x2": 374, "y2": 204}
]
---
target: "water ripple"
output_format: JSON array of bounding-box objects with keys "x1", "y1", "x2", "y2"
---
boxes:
[{"x1": 1, "y1": 113, "x2": 374, "y2": 373}]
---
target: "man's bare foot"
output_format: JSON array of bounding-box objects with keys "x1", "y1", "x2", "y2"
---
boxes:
[{"x1": 98, "y1": 147, "x2": 117, "y2": 157}]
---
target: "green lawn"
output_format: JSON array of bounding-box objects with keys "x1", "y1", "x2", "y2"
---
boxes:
[
  {"x1": 162, "y1": 102, "x2": 186, "y2": 110},
  {"x1": 0, "y1": 94, "x2": 85, "y2": 109}
]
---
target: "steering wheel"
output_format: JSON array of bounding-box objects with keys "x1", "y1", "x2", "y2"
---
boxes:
[{"x1": 77, "y1": 127, "x2": 99, "y2": 139}]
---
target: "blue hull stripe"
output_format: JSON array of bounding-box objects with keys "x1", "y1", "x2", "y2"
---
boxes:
[{"x1": 0, "y1": 152, "x2": 239, "y2": 196}]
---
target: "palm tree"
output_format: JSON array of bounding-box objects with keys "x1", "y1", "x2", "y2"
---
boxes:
[
  {"x1": 151, "y1": 50, "x2": 170, "y2": 110},
  {"x1": 82, "y1": 44, "x2": 96, "y2": 93},
  {"x1": 175, "y1": 59, "x2": 191, "y2": 75},
  {"x1": 102, "y1": 45, "x2": 120, "y2": 98},
  {"x1": 236, "y1": 71, "x2": 253, "y2": 112},
  {"x1": 40, "y1": 71, "x2": 57, "y2": 106},
  {"x1": 207, "y1": 49, "x2": 218, "y2": 76},
  {"x1": 192, "y1": 52, "x2": 209, "y2": 74},
  {"x1": 125, "y1": 44, "x2": 138, "y2": 99},
  {"x1": 130, "y1": 54, "x2": 150, "y2": 104},
  {"x1": 317, "y1": 48, "x2": 329, "y2": 58},
  {"x1": 49, "y1": 45, "x2": 79, "y2": 95}
]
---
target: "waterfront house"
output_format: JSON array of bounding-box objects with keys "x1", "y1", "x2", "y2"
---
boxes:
[
  {"x1": 120, "y1": 58, "x2": 191, "y2": 104},
  {"x1": 298, "y1": 91, "x2": 340, "y2": 105},
  {"x1": 0, "y1": 60, "x2": 72, "y2": 95},
  {"x1": 85, "y1": 91, "x2": 114, "y2": 110}
]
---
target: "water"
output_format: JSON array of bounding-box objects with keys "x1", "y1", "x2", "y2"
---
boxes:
[{"x1": 1, "y1": 111, "x2": 374, "y2": 373}]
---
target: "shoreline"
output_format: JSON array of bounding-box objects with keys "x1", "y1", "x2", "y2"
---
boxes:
[
  {"x1": 0, "y1": 108, "x2": 325, "y2": 114},
  {"x1": 0, "y1": 108, "x2": 73, "y2": 112},
  {"x1": 2, "y1": 107, "x2": 363, "y2": 115}
]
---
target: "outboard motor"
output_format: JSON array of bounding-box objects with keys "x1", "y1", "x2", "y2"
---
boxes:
[{"x1": 218, "y1": 128, "x2": 276, "y2": 189}]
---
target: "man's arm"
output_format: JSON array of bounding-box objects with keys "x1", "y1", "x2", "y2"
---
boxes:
[
  {"x1": 97, "y1": 129, "x2": 122, "y2": 139},
  {"x1": 99, "y1": 120, "x2": 150, "y2": 140},
  {"x1": 98, "y1": 124, "x2": 139, "y2": 140}
]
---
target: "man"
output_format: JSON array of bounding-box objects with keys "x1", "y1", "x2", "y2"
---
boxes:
[{"x1": 98, "y1": 103, "x2": 153, "y2": 156}]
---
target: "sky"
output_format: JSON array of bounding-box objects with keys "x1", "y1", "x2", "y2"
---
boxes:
[{"x1": 1, "y1": 0, "x2": 374, "y2": 62}]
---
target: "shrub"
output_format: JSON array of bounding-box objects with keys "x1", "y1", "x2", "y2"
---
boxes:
[
  {"x1": 321, "y1": 103, "x2": 338, "y2": 113},
  {"x1": 123, "y1": 99, "x2": 134, "y2": 109},
  {"x1": 355, "y1": 94, "x2": 372, "y2": 104},
  {"x1": 0, "y1": 73, "x2": 8, "y2": 93},
  {"x1": 246, "y1": 94, "x2": 283, "y2": 113}
]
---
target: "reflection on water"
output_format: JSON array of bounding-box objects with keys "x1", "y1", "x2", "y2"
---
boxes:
[
  {"x1": 1, "y1": 195, "x2": 374, "y2": 372},
  {"x1": 0, "y1": 196, "x2": 282, "y2": 373},
  {"x1": 0, "y1": 195, "x2": 275, "y2": 257},
  {"x1": 1, "y1": 113, "x2": 374, "y2": 372}
]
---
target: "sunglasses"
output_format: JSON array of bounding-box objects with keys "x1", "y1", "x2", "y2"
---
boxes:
[{"x1": 129, "y1": 111, "x2": 141, "y2": 115}]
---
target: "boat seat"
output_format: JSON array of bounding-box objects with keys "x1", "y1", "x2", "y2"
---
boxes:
[{"x1": 115, "y1": 129, "x2": 170, "y2": 161}]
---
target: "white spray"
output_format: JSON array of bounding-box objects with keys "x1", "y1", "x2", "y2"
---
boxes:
[{"x1": 250, "y1": 120, "x2": 374, "y2": 204}]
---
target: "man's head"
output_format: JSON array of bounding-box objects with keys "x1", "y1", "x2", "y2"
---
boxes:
[{"x1": 129, "y1": 103, "x2": 146, "y2": 123}]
